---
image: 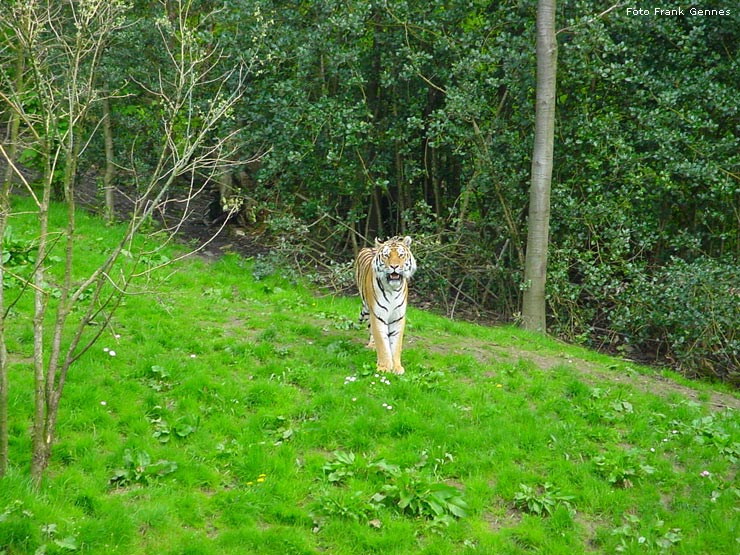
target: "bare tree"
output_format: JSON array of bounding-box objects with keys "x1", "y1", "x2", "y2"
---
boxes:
[
  {"x1": 522, "y1": 0, "x2": 558, "y2": 333},
  {"x1": 0, "y1": 0, "x2": 260, "y2": 484},
  {"x1": 0, "y1": 0, "x2": 29, "y2": 480}
]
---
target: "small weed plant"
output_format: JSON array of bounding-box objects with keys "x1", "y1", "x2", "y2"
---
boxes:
[
  {"x1": 611, "y1": 514, "x2": 683, "y2": 553},
  {"x1": 593, "y1": 450, "x2": 656, "y2": 488},
  {"x1": 108, "y1": 450, "x2": 178, "y2": 487},
  {"x1": 314, "y1": 451, "x2": 468, "y2": 530},
  {"x1": 513, "y1": 483, "x2": 575, "y2": 517}
]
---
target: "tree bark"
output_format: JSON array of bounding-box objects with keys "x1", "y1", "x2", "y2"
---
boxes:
[
  {"x1": 522, "y1": 0, "x2": 557, "y2": 333},
  {"x1": 0, "y1": 41, "x2": 24, "y2": 477},
  {"x1": 102, "y1": 95, "x2": 116, "y2": 223},
  {"x1": 31, "y1": 193, "x2": 50, "y2": 484},
  {"x1": 0, "y1": 194, "x2": 8, "y2": 476}
]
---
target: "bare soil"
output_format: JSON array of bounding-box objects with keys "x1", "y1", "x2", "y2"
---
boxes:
[
  {"x1": 414, "y1": 332, "x2": 740, "y2": 412},
  {"x1": 73, "y1": 174, "x2": 268, "y2": 261}
]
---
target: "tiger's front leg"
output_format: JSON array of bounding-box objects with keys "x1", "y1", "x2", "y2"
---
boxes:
[
  {"x1": 369, "y1": 317, "x2": 395, "y2": 373},
  {"x1": 389, "y1": 319, "x2": 406, "y2": 375},
  {"x1": 371, "y1": 316, "x2": 406, "y2": 375}
]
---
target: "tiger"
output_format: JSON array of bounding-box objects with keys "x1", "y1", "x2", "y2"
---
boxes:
[{"x1": 354, "y1": 236, "x2": 417, "y2": 374}]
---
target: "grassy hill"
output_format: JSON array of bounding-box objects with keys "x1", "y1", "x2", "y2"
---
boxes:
[{"x1": 1, "y1": 201, "x2": 739, "y2": 554}]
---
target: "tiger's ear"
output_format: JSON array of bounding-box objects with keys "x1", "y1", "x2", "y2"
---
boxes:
[
  {"x1": 402, "y1": 236, "x2": 412, "y2": 247},
  {"x1": 374, "y1": 237, "x2": 382, "y2": 247}
]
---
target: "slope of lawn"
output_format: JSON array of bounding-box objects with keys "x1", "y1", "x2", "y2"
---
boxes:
[{"x1": 1, "y1": 199, "x2": 739, "y2": 555}]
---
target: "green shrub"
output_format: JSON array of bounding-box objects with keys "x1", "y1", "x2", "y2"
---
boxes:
[
  {"x1": 313, "y1": 451, "x2": 468, "y2": 529},
  {"x1": 612, "y1": 257, "x2": 740, "y2": 384}
]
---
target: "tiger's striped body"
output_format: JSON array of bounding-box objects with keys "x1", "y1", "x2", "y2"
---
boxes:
[{"x1": 355, "y1": 236, "x2": 417, "y2": 374}]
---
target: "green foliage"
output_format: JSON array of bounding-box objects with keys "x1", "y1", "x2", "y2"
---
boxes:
[
  {"x1": 315, "y1": 450, "x2": 468, "y2": 528},
  {"x1": 682, "y1": 413, "x2": 740, "y2": 463},
  {"x1": 2, "y1": 226, "x2": 36, "y2": 271},
  {"x1": 148, "y1": 407, "x2": 198, "y2": 444},
  {"x1": 593, "y1": 450, "x2": 655, "y2": 489},
  {"x1": 322, "y1": 451, "x2": 359, "y2": 484},
  {"x1": 368, "y1": 461, "x2": 468, "y2": 524},
  {"x1": 611, "y1": 514, "x2": 683, "y2": 553},
  {"x1": 612, "y1": 258, "x2": 740, "y2": 384},
  {"x1": 545, "y1": 8, "x2": 740, "y2": 374},
  {"x1": 512, "y1": 483, "x2": 574, "y2": 517},
  {"x1": 108, "y1": 449, "x2": 178, "y2": 487},
  {"x1": 143, "y1": 364, "x2": 174, "y2": 392}
]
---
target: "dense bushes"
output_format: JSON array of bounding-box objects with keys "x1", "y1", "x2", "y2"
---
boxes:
[{"x1": 612, "y1": 258, "x2": 740, "y2": 385}]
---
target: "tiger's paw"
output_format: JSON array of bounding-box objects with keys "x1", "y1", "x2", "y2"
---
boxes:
[
  {"x1": 376, "y1": 363, "x2": 392, "y2": 373},
  {"x1": 391, "y1": 365, "x2": 405, "y2": 375}
]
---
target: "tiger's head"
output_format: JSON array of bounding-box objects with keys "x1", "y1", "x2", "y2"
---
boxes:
[{"x1": 373, "y1": 236, "x2": 417, "y2": 288}]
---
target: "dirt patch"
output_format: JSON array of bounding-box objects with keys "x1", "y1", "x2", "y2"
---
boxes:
[
  {"x1": 68, "y1": 167, "x2": 270, "y2": 262},
  {"x1": 574, "y1": 514, "x2": 604, "y2": 553},
  {"x1": 415, "y1": 332, "x2": 740, "y2": 413},
  {"x1": 518, "y1": 351, "x2": 740, "y2": 413},
  {"x1": 483, "y1": 500, "x2": 523, "y2": 533}
]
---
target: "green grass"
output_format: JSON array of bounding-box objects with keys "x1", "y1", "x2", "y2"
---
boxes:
[{"x1": 2, "y1": 197, "x2": 739, "y2": 554}]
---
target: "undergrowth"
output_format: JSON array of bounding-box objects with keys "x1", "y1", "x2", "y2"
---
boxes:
[{"x1": 1, "y1": 198, "x2": 739, "y2": 554}]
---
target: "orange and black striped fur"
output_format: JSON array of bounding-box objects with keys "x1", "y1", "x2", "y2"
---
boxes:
[{"x1": 354, "y1": 236, "x2": 417, "y2": 374}]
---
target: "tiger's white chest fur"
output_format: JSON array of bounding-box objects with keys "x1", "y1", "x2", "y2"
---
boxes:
[{"x1": 370, "y1": 268, "x2": 408, "y2": 355}]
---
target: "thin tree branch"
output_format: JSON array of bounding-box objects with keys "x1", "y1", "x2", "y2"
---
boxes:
[{"x1": 557, "y1": 2, "x2": 625, "y2": 35}]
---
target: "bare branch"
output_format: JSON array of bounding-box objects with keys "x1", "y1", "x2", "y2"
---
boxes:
[
  {"x1": 0, "y1": 145, "x2": 40, "y2": 206},
  {"x1": 557, "y1": 2, "x2": 625, "y2": 35}
]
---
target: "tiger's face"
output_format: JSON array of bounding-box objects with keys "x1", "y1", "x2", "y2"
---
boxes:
[{"x1": 374, "y1": 236, "x2": 417, "y2": 288}]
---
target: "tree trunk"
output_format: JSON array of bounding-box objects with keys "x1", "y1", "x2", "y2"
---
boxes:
[
  {"x1": 31, "y1": 193, "x2": 50, "y2": 484},
  {"x1": 102, "y1": 95, "x2": 116, "y2": 223},
  {"x1": 522, "y1": 0, "x2": 557, "y2": 333},
  {"x1": 0, "y1": 194, "x2": 8, "y2": 476},
  {"x1": 0, "y1": 43, "x2": 24, "y2": 477},
  {"x1": 0, "y1": 196, "x2": 9, "y2": 477}
]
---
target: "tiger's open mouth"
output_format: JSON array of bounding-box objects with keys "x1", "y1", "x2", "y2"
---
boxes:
[{"x1": 388, "y1": 272, "x2": 401, "y2": 282}]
